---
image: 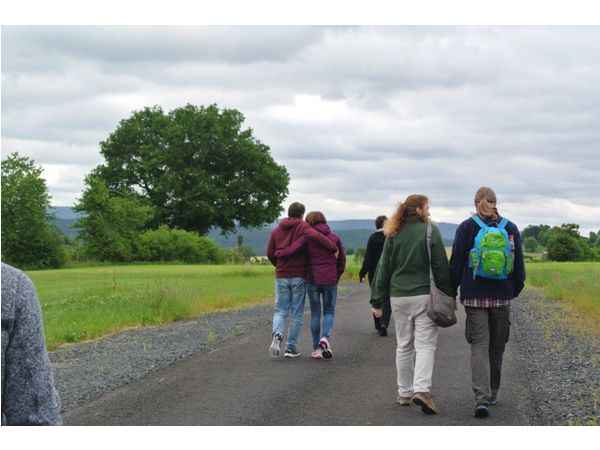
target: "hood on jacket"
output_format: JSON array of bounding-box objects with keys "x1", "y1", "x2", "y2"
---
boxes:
[
  {"x1": 313, "y1": 223, "x2": 331, "y2": 235},
  {"x1": 278, "y1": 217, "x2": 303, "y2": 230}
]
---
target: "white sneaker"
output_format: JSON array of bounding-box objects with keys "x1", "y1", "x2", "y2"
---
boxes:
[
  {"x1": 319, "y1": 336, "x2": 332, "y2": 359},
  {"x1": 270, "y1": 333, "x2": 282, "y2": 357},
  {"x1": 311, "y1": 348, "x2": 324, "y2": 360}
]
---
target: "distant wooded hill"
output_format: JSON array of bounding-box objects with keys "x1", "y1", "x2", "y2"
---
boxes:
[{"x1": 50, "y1": 207, "x2": 458, "y2": 254}]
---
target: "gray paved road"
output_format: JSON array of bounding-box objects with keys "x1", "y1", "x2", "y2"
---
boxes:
[{"x1": 63, "y1": 288, "x2": 533, "y2": 425}]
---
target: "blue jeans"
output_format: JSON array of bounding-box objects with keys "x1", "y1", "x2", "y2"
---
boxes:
[
  {"x1": 272, "y1": 278, "x2": 306, "y2": 351},
  {"x1": 306, "y1": 283, "x2": 338, "y2": 350}
]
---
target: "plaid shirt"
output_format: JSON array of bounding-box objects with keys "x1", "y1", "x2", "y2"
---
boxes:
[{"x1": 461, "y1": 298, "x2": 511, "y2": 308}]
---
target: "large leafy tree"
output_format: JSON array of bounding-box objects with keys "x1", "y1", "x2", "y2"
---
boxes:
[
  {"x1": 1, "y1": 153, "x2": 65, "y2": 269},
  {"x1": 93, "y1": 104, "x2": 289, "y2": 234}
]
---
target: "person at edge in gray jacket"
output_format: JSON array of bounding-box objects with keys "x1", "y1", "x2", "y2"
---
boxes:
[{"x1": 1, "y1": 262, "x2": 62, "y2": 425}]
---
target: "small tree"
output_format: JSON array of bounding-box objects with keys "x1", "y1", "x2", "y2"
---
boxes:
[
  {"x1": 546, "y1": 232, "x2": 583, "y2": 262},
  {"x1": 73, "y1": 175, "x2": 154, "y2": 261},
  {"x1": 523, "y1": 236, "x2": 539, "y2": 253},
  {"x1": 1, "y1": 153, "x2": 65, "y2": 269},
  {"x1": 522, "y1": 224, "x2": 552, "y2": 247},
  {"x1": 557, "y1": 223, "x2": 581, "y2": 239},
  {"x1": 353, "y1": 247, "x2": 366, "y2": 264}
]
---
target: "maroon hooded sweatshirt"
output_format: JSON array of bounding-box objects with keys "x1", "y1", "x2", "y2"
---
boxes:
[
  {"x1": 266, "y1": 218, "x2": 337, "y2": 279},
  {"x1": 275, "y1": 223, "x2": 346, "y2": 285}
]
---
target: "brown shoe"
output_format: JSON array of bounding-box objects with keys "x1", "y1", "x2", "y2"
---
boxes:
[
  {"x1": 412, "y1": 392, "x2": 438, "y2": 414},
  {"x1": 396, "y1": 395, "x2": 411, "y2": 406}
]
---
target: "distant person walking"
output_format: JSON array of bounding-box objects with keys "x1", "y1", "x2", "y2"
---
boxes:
[
  {"x1": 1, "y1": 263, "x2": 62, "y2": 425},
  {"x1": 359, "y1": 215, "x2": 391, "y2": 336},
  {"x1": 266, "y1": 202, "x2": 339, "y2": 358},
  {"x1": 449, "y1": 187, "x2": 525, "y2": 418},
  {"x1": 276, "y1": 211, "x2": 346, "y2": 360},
  {"x1": 371, "y1": 195, "x2": 453, "y2": 415}
]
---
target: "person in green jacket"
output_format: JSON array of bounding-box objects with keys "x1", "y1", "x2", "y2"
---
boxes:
[{"x1": 371, "y1": 194, "x2": 453, "y2": 415}]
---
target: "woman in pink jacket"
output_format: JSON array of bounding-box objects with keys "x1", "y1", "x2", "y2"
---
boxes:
[{"x1": 276, "y1": 211, "x2": 346, "y2": 359}]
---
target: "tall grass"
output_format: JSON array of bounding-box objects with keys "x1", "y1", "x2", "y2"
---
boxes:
[
  {"x1": 341, "y1": 261, "x2": 361, "y2": 281},
  {"x1": 525, "y1": 262, "x2": 600, "y2": 326},
  {"x1": 28, "y1": 265, "x2": 276, "y2": 350}
]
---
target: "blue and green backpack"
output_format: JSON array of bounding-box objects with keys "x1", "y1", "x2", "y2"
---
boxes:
[{"x1": 469, "y1": 215, "x2": 514, "y2": 280}]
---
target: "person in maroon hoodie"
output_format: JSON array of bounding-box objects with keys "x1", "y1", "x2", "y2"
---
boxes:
[
  {"x1": 275, "y1": 211, "x2": 346, "y2": 360},
  {"x1": 266, "y1": 202, "x2": 339, "y2": 358}
]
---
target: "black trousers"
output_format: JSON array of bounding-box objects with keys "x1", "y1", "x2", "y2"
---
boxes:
[
  {"x1": 373, "y1": 296, "x2": 392, "y2": 330},
  {"x1": 368, "y1": 275, "x2": 392, "y2": 330}
]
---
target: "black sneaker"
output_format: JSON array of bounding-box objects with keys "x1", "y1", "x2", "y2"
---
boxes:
[
  {"x1": 284, "y1": 348, "x2": 302, "y2": 358},
  {"x1": 473, "y1": 403, "x2": 490, "y2": 418}
]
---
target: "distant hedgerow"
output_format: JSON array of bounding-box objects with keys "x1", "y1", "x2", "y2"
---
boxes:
[{"x1": 137, "y1": 225, "x2": 224, "y2": 264}]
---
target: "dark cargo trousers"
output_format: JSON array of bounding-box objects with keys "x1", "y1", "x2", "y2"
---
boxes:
[
  {"x1": 368, "y1": 276, "x2": 391, "y2": 331},
  {"x1": 464, "y1": 306, "x2": 511, "y2": 405},
  {"x1": 373, "y1": 297, "x2": 392, "y2": 331}
]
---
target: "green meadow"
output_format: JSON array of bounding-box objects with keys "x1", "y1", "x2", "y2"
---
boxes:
[
  {"x1": 28, "y1": 265, "x2": 276, "y2": 351},
  {"x1": 525, "y1": 262, "x2": 600, "y2": 329},
  {"x1": 27, "y1": 260, "x2": 599, "y2": 350}
]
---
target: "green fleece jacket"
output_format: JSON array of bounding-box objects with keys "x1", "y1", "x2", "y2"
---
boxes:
[{"x1": 370, "y1": 219, "x2": 453, "y2": 308}]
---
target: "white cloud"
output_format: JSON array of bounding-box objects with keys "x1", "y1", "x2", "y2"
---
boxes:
[
  {"x1": 266, "y1": 95, "x2": 350, "y2": 123},
  {"x1": 2, "y1": 26, "x2": 599, "y2": 235}
]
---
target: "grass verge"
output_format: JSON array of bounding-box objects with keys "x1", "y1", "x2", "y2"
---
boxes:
[
  {"x1": 525, "y1": 262, "x2": 600, "y2": 333},
  {"x1": 28, "y1": 264, "x2": 276, "y2": 351}
]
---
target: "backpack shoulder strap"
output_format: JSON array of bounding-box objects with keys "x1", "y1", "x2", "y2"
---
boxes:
[
  {"x1": 497, "y1": 217, "x2": 509, "y2": 230},
  {"x1": 471, "y1": 214, "x2": 487, "y2": 229}
]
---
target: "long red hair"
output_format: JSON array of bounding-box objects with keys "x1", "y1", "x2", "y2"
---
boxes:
[{"x1": 384, "y1": 194, "x2": 429, "y2": 237}]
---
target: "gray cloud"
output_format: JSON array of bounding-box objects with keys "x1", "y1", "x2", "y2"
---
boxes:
[
  {"x1": 2, "y1": 26, "x2": 599, "y2": 234},
  {"x1": 2, "y1": 26, "x2": 327, "y2": 68}
]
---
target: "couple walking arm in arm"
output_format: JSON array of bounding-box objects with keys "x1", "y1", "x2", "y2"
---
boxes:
[{"x1": 267, "y1": 203, "x2": 345, "y2": 360}]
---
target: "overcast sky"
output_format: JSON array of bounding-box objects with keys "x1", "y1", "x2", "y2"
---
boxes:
[{"x1": 2, "y1": 26, "x2": 599, "y2": 234}]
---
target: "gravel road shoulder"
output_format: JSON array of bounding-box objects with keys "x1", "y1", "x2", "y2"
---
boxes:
[
  {"x1": 511, "y1": 289, "x2": 599, "y2": 425},
  {"x1": 50, "y1": 282, "x2": 364, "y2": 413}
]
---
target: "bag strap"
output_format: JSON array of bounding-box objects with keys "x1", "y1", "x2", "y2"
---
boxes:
[
  {"x1": 471, "y1": 214, "x2": 487, "y2": 229},
  {"x1": 426, "y1": 223, "x2": 434, "y2": 282},
  {"x1": 497, "y1": 217, "x2": 508, "y2": 230}
]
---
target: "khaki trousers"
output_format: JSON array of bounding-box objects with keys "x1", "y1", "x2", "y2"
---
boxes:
[{"x1": 391, "y1": 295, "x2": 438, "y2": 397}]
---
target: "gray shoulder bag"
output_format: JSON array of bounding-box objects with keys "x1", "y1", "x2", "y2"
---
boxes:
[{"x1": 426, "y1": 223, "x2": 457, "y2": 328}]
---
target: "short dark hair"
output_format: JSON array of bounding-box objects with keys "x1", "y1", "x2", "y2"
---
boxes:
[
  {"x1": 288, "y1": 202, "x2": 306, "y2": 218},
  {"x1": 375, "y1": 215, "x2": 387, "y2": 230}
]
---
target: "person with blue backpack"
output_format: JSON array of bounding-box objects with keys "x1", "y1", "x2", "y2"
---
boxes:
[{"x1": 449, "y1": 187, "x2": 525, "y2": 419}]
